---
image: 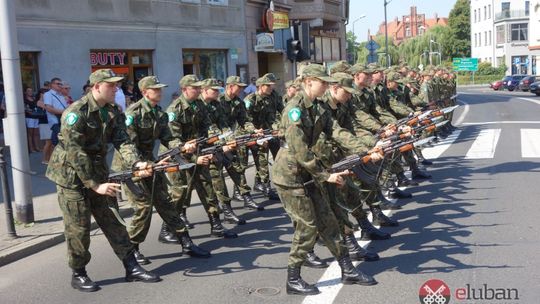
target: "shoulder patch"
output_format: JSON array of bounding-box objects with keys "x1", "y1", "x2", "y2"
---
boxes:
[
  {"x1": 244, "y1": 98, "x2": 252, "y2": 109},
  {"x1": 168, "y1": 112, "x2": 176, "y2": 122},
  {"x1": 288, "y1": 107, "x2": 302, "y2": 122},
  {"x1": 65, "y1": 112, "x2": 78, "y2": 126},
  {"x1": 125, "y1": 115, "x2": 134, "y2": 126}
]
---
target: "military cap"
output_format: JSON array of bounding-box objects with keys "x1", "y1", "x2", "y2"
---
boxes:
[
  {"x1": 421, "y1": 70, "x2": 432, "y2": 76},
  {"x1": 367, "y1": 63, "x2": 384, "y2": 72},
  {"x1": 226, "y1": 76, "x2": 247, "y2": 86},
  {"x1": 200, "y1": 78, "x2": 222, "y2": 90},
  {"x1": 285, "y1": 80, "x2": 295, "y2": 88},
  {"x1": 301, "y1": 64, "x2": 337, "y2": 83},
  {"x1": 138, "y1": 76, "x2": 167, "y2": 91},
  {"x1": 256, "y1": 74, "x2": 276, "y2": 86},
  {"x1": 331, "y1": 72, "x2": 358, "y2": 94},
  {"x1": 264, "y1": 73, "x2": 278, "y2": 82},
  {"x1": 329, "y1": 60, "x2": 352, "y2": 74},
  {"x1": 386, "y1": 71, "x2": 403, "y2": 83},
  {"x1": 349, "y1": 64, "x2": 373, "y2": 75},
  {"x1": 179, "y1": 74, "x2": 203, "y2": 87},
  {"x1": 89, "y1": 69, "x2": 124, "y2": 85}
]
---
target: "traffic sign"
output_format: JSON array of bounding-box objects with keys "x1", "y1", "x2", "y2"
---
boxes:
[
  {"x1": 366, "y1": 40, "x2": 380, "y2": 52},
  {"x1": 452, "y1": 58, "x2": 478, "y2": 71}
]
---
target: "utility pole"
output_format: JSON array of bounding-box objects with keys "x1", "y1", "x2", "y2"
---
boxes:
[
  {"x1": 0, "y1": 0, "x2": 35, "y2": 223},
  {"x1": 384, "y1": 0, "x2": 392, "y2": 67},
  {"x1": 352, "y1": 15, "x2": 366, "y2": 64}
]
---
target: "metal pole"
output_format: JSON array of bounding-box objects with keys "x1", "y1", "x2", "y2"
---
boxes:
[
  {"x1": 429, "y1": 35, "x2": 433, "y2": 66},
  {"x1": 384, "y1": 0, "x2": 389, "y2": 67},
  {"x1": 0, "y1": 146, "x2": 16, "y2": 237},
  {"x1": 0, "y1": 0, "x2": 34, "y2": 223},
  {"x1": 352, "y1": 22, "x2": 356, "y2": 64}
]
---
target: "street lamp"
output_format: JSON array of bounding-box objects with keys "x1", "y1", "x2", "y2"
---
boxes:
[
  {"x1": 352, "y1": 14, "x2": 366, "y2": 64},
  {"x1": 429, "y1": 39, "x2": 442, "y2": 65},
  {"x1": 384, "y1": 0, "x2": 393, "y2": 67}
]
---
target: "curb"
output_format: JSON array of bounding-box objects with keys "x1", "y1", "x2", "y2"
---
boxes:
[{"x1": 0, "y1": 205, "x2": 133, "y2": 267}]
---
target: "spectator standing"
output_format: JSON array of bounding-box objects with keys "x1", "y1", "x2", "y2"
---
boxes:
[
  {"x1": 61, "y1": 82, "x2": 74, "y2": 105},
  {"x1": 23, "y1": 87, "x2": 42, "y2": 152},
  {"x1": 243, "y1": 77, "x2": 257, "y2": 96},
  {"x1": 124, "y1": 81, "x2": 135, "y2": 107},
  {"x1": 36, "y1": 88, "x2": 52, "y2": 164},
  {"x1": 43, "y1": 77, "x2": 67, "y2": 147}
]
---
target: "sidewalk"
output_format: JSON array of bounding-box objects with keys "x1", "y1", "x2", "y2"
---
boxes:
[{"x1": 0, "y1": 144, "x2": 133, "y2": 267}]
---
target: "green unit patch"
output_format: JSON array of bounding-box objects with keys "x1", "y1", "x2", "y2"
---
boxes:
[
  {"x1": 244, "y1": 99, "x2": 252, "y2": 109},
  {"x1": 125, "y1": 115, "x2": 134, "y2": 126},
  {"x1": 168, "y1": 112, "x2": 176, "y2": 122},
  {"x1": 288, "y1": 107, "x2": 302, "y2": 122},
  {"x1": 65, "y1": 112, "x2": 78, "y2": 126}
]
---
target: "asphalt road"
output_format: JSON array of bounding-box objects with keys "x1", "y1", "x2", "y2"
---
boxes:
[{"x1": 1, "y1": 86, "x2": 539, "y2": 304}]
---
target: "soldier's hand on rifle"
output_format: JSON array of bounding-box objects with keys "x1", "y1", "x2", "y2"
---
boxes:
[
  {"x1": 183, "y1": 140, "x2": 197, "y2": 154},
  {"x1": 157, "y1": 155, "x2": 171, "y2": 166},
  {"x1": 197, "y1": 155, "x2": 212, "y2": 166},
  {"x1": 398, "y1": 125, "x2": 412, "y2": 134},
  {"x1": 254, "y1": 128, "x2": 265, "y2": 137},
  {"x1": 92, "y1": 183, "x2": 121, "y2": 197},
  {"x1": 327, "y1": 170, "x2": 349, "y2": 187},
  {"x1": 369, "y1": 151, "x2": 383, "y2": 162},
  {"x1": 384, "y1": 129, "x2": 395, "y2": 137},
  {"x1": 134, "y1": 161, "x2": 153, "y2": 178},
  {"x1": 223, "y1": 144, "x2": 234, "y2": 153}
]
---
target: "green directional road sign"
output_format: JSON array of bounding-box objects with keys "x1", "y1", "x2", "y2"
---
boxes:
[{"x1": 452, "y1": 58, "x2": 479, "y2": 71}]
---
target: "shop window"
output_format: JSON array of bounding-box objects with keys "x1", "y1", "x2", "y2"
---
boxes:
[
  {"x1": 0, "y1": 52, "x2": 40, "y2": 92},
  {"x1": 182, "y1": 49, "x2": 227, "y2": 82},
  {"x1": 511, "y1": 23, "x2": 528, "y2": 41},
  {"x1": 90, "y1": 49, "x2": 153, "y2": 84}
]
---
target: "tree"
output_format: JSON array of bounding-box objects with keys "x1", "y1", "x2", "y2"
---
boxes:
[
  {"x1": 447, "y1": 0, "x2": 471, "y2": 58},
  {"x1": 346, "y1": 31, "x2": 359, "y2": 64}
]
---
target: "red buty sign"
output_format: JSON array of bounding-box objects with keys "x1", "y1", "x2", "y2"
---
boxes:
[
  {"x1": 419, "y1": 279, "x2": 451, "y2": 304},
  {"x1": 90, "y1": 52, "x2": 127, "y2": 66}
]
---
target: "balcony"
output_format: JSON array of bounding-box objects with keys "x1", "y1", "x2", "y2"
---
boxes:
[{"x1": 495, "y1": 9, "x2": 529, "y2": 22}]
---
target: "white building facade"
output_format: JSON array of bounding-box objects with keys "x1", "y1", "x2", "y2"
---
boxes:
[{"x1": 471, "y1": 0, "x2": 540, "y2": 75}]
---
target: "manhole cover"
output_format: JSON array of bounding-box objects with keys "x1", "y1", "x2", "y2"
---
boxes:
[{"x1": 255, "y1": 287, "x2": 280, "y2": 296}]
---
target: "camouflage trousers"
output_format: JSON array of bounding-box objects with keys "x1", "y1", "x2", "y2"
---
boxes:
[
  {"x1": 124, "y1": 172, "x2": 187, "y2": 244},
  {"x1": 57, "y1": 185, "x2": 134, "y2": 269},
  {"x1": 209, "y1": 151, "x2": 251, "y2": 202},
  {"x1": 244, "y1": 139, "x2": 280, "y2": 184},
  {"x1": 166, "y1": 165, "x2": 219, "y2": 214},
  {"x1": 275, "y1": 183, "x2": 346, "y2": 268}
]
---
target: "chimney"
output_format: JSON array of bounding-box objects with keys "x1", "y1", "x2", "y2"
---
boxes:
[{"x1": 434, "y1": 13, "x2": 438, "y2": 20}]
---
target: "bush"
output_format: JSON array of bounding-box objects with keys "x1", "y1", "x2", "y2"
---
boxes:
[{"x1": 476, "y1": 62, "x2": 507, "y2": 75}]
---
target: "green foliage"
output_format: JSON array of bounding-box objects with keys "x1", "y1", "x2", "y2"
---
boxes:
[
  {"x1": 476, "y1": 62, "x2": 507, "y2": 75},
  {"x1": 457, "y1": 74, "x2": 504, "y2": 85},
  {"x1": 447, "y1": 0, "x2": 471, "y2": 57}
]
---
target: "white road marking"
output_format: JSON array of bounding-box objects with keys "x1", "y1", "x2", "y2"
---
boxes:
[
  {"x1": 519, "y1": 97, "x2": 540, "y2": 106},
  {"x1": 521, "y1": 129, "x2": 540, "y2": 158},
  {"x1": 465, "y1": 129, "x2": 501, "y2": 159},
  {"x1": 421, "y1": 130, "x2": 462, "y2": 160},
  {"x1": 453, "y1": 99, "x2": 469, "y2": 127},
  {"x1": 302, "y1": 209, "x2": 392, "y2": 304},
  {"x1": 461, "y1": 121, "x2": 540, "y2": 126}
]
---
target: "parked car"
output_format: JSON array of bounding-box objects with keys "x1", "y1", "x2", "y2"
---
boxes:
[
  {"x1": 504, "y1": 75, "x2": 528, "y2": 91},
  {"x1": 493, "y1": 76, "x2": 512, "y2": 91},
  {"x1": 519, "y1": 76, "x2": 537, "y2": 91},
  {"x1": 529, "y1": 81, "x2": 540, "y2": 96},
  {"x1": 490, "y1": 79, "x2": 504, "y2": 90}
]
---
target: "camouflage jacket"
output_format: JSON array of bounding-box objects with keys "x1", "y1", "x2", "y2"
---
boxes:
[
  {"x1": 166, "y1": 94, "x2": 211, "y2": 142},
  {"x1": 371, "y1": 83, "x2": 398, "y2": 125},
  {"x1": 388, "y1": 89, "x2": 414, "y2": 119},
  {"x1": 349, "y1": 88, "x2": 383, "y2": 133},
  {"x1": 272, "y1": 91, "x2": 368, "y2": 188},
  {"x1": 46, "y1": 93, "x2": 140, "y2": 189},
  {"x1": 245, "y1": 91, "x2": 283, "y2": 130},
  {"x1": 112, "y1": 98, "x2": 179, "y2": 171},
  {"x1": 202, "y1": 97, "x2": 230, "y2": 137},
  {"x1": 218, "y1": 92, "x2": 254, "y2": 135}
]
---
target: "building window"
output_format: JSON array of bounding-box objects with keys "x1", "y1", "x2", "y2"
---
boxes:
[
  {"x1": 405, "y1": 26, "x2": 411, "y2": 37},
  {"x1": 511, "y1": 23, "x2": 528, "y2": 41},
  {"x1": 484, "y1": 6, "x2": 487, "y2": 20},
  {"x1": 418, "y1": 24, "x2": 424, "y2": 35},
  {"x1": 474, "y1": 33, "x2": 477, "y2": 47},
  {"x1": 208, "y1": 0, "x2": 228, "y2": 5},
  {"x1": 478, "y1": 32, "x2": 482, "y2": 46},
  {"x1": 489, "y1": 30, "x2": 492, "y2": 45},
  {"x1": 512, "y1": 55, "x2": 528, "y2": 74},
  {"x1": 501, "y1": 2, "x2": 510, "y2": 18},
  {"x1": 496, "y1": 25, "x2": 505, "y2": 44},
  {"x1": 526, "y1": 1, "x2": 530, "y2": 15},
  {"x1": 474, "y1": 9, "x2": 477, "y2": 23},
  {"x1": 485, "y1": 31, "x2": 488, "y2": 46},
  {"x1": 0, "y1": 52, "x2": 40, "y2": 92},
  {"x1": 182, "y1": 49, "x2": 227, "y2": 81},
  {"x1": 90, "y1": 49, "x2": 153, "y2": 84},
  {"x1": 488, "y1": 5, "x2": 491, "y2": 19}
]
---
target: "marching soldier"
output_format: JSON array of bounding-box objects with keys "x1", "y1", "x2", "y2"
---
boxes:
[
  {"x1": 111, "y1": 76, "x2": 211, "y2": 263},
  {"x1": 46, "y1": 69, "x2": 159, "y2": 292}
]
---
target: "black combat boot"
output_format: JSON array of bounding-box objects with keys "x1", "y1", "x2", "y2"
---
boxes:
[
  {"x1": 179, "y1": 208, "x2": 194, "y2": 229},
  {"x1": 397, "y1": 171, "x2": 418, "y2": 187},
  {"x1": 71, "y1": 268, "x2": 100, "y2": 292},
  {"x1": 232, "y1": 185, "x2": 244, "y2": 201},
  {"x1": 123, "y1": 251, "x2": 160, "y2": 283},
  {"x1": 158, "y1": 222, "x2": 180, "y2": 244},
  {"x1": 416, "y1": 149, "x2": 433, "y2": 166},
  {"x1": 264, "y1": 181, "x2": 280, "y2": 201},
  {"x1": 222, "y1": 201, "x2": 246, "y2": 225},
  {"x1": 343, "y1": 233, "x2": 379, "y2": 262},
  {"x1": 411, "y1": 163, "x2": 432, "y2": 180},
  {"x1": 304, "y1": 250, "x2": 328, "y2": 268},
  {"x1": 370, "y1": 205, "x2": 399, "y2": 227},
  {"x1": 389, "y1": 187, "x2": 413, "y2": 199},
  {"x1": 243, "y1": 193, "x2": 264, "y2": 211},
  {"x1": 338, "y1": 255, "x2": 377, "y2": 286},
  {"x1": 178, "y1": 231, "x2": 211, "y2": 258},
  {"x1": 208, "y1": 212, "x2": 238, "y2": 238},
  {"x1": 357, "y1": 217, "x2": 390, "y2": 241},
  {"x1": 286, "y1": 266, "x2": 320, "y2": 295},
  {"x1": 377, "y1": 191, "x2": 402, "y2": 210},
  {"x1": 133, "y1": 243, "x2": 151, "y2": 265},
  {"x1": 253, "y1": 178, "x2": 266, "y2": 193}
]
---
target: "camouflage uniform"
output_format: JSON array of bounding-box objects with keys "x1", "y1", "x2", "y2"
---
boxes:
[
  {"x1": 111, "y1": 76, "x2": 188, "y2": 245},
  {"x1": 46, "y1": 70, "x2": 138, "y2": 270}
]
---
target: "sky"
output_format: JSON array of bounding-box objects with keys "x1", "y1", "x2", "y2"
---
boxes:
[{"x1": 347, "y1": 0, "x2": 458, "y2": 42}]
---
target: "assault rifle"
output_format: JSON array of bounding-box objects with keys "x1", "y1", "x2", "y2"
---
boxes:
[
  {"x1": 157, "y1": 131, "x2": 233, "y2": 161},
  {"x1": 108, "y1": 161, "x2": 196, "y2": 198}
]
